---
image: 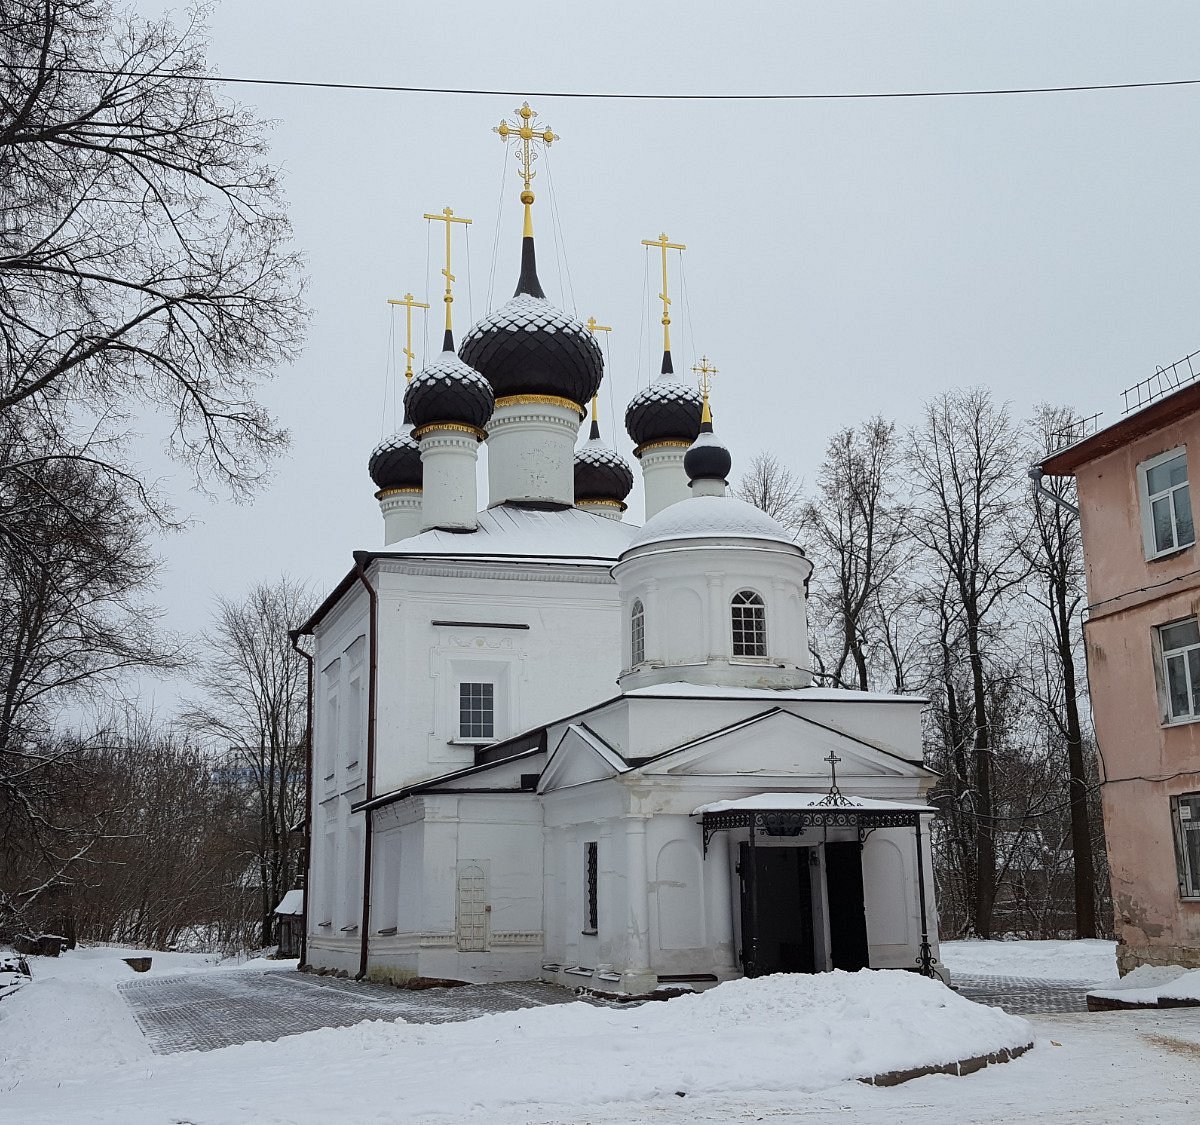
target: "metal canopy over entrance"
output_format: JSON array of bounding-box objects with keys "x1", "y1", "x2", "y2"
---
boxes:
[{"x1": 694, "y1": 791, "x2": 939, "y2": 978}]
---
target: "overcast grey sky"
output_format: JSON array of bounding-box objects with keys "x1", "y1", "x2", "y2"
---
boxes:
[{"x1": 125, "y1": 1, "x2": 1200, "y2": 714}]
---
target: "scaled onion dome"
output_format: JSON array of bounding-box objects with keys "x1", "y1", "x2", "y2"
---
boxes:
[
  {"x1": 624, "y1": 350, "x2": 703, "y2": 452},
  {"x1": 459, "y1": 235, "x2": 603, "y2": 411},
  {"x1": 404, "y1": 330, "x2": 494, "y2": 435},
  {"x1": 574, "y1": 407, "x2": 634, "y2": 507},
  {"x1": 368, "y1": 427, "x2": 423, "y2": 493},
  {"x1": 683, "y1": 398, "x2": 732, "y2": 483}
]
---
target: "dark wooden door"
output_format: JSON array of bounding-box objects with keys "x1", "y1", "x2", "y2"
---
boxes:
[
  {"x1": 739, "y1": 843, "x2": 815, "y2": 976},
  {"x1": 825, "y1": 840, "x2": 870, "y2": 971}
]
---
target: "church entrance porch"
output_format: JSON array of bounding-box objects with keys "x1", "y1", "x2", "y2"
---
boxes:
[{"x1": 697, "y1": 792, "x2": 939, "y2": 979}]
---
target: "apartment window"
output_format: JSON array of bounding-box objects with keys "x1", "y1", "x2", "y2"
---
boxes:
[
  {"x1": 630, "y1": 599, "x2": 645, "y2": 666},
  {"x1": 731, "y1": 589, "x2": 767, "y2": 657},
  {"x1": 458, "y1": 682, "x2": 495, "y2": 741},
  {"x1": 1139, "y1": 448, "x2": 1195, "y2": 558},
  {"x1": 1159, "y1": 618, "x2": 1200, "y2": 723},
  {"x1": 583, "y1": 841, "x2": 598, "y2": 934},
  {"x1": 1172, "y1": 793, "x2": 1200, "y2": 899}
]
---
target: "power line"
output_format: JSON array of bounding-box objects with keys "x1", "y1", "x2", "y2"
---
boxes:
[{"x1": 9, "y1": 64, "x2": 1200, "y2": 101}]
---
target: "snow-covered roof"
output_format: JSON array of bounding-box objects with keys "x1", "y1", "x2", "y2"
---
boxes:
[
  {"x1": 628, "y1": 495, "x2": 797, "y2": 551},
  {"x1": 692, "y1": 792, "x2": 935, "y2": 816},
  {"x1": 378, "y1": 503, "x2": 636, "y2": 564},
  {"x1": 274, "y1": 889, "x2": 304, "y2": 916},
  {"x1": 623, "y1": 682, "x2": 928, "y2": 705}
]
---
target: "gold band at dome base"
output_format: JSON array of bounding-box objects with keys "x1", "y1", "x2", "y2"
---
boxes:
[
  {"x1": 577, "y1": 497, "x2": 627, "y2": 511},
  {"x1": 412, "y1": 422, "x2": 487, "y2": 441},
  {"x1": 634, "y1": 439, "x2": 692, "y2": 457},
  {"x1": 494, "y1": 393, "x2": 586, "y2": 418},
  {"x1": 375, "y1": 486, "x2": 423, "y2": 500}
]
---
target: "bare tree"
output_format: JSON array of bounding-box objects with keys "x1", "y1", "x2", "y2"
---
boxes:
[
  {"x1": 183, "y1": 578, "x2": 314, "y2": 945},
  {"x1": 802, "y1": 418, "x2": 910, "y2": 690},
  {"x1": 0, "y1": 0, "x2": 306, "y2": 524},
  {"x1": 735, "y1": 452, "x2": 805, "y2": 533},
  {"x1": 1022, "y1": 404, "x2": 1099, "y2": 937},
  {"x1": 907, "y1": 389, "x2": 1031, "y2": 937}
]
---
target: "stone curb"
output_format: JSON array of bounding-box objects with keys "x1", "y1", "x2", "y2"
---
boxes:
[
  {"x1": 1086, "y1": 994, "x2": 1200, "y2": 1012},
  {"x1": 859, "y1": 1040, "x2": 1033, "y2": 1087}
]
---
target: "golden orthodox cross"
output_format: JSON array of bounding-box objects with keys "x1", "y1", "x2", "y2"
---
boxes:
[
  {"x1": 422, "y1": 207, "x2": 472, "y2": 334},
  {"x1": 585, "y1": 318, "x2": 612, "y2": 425},
  {"x1": 494, "y1": 103, "x2": 557, "y2": 236},
  {"x1": 385, "y1": 292, "x2": 430, "y2": 381},
  {"x1": 641, "y1": 233, "x2": 686, "y2": 354}
]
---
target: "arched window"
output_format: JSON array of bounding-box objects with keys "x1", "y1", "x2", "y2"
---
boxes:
[
  {"x1": 631, "y1": 599, "x2": 645, "y2": 665},
  {"x1": 731, "y1": 590, "x2": 766, "y2": 657}
]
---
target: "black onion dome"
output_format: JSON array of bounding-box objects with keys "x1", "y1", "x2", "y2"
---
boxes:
[
  {"x1": 684, "y1": 428, "x2": 732, "y2": 482},
  {"x1": 575, "y1": 440, "x2": 634, "y2": 503},
  {"x1": 625, "y1": 378, "x2": 704, "y2": 449},
  {"x1": 459, "y1": 237, "x2": 602, "y2": 409},
  {"x1": 369, "y1": 427, "x2": 422, "y2": 490},
  {"x1": 404, "y1": 349, "x2": 494, "y2": 433}
]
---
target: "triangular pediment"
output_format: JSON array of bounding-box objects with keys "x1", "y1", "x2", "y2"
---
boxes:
[
  {"x1": 647, "y1": 708, "x2": 924, "y2": 780},
  {"x1": 537, "y1": 724, "x2": 625, "y2": 794}
]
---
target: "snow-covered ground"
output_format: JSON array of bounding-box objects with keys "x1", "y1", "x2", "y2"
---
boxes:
[
  {"x1": 941, "y1": 938, "x2": 1119, "y2": 981},
  {"x1": 2, "y1": 941, "x2": 1196, "y2": 1124}
]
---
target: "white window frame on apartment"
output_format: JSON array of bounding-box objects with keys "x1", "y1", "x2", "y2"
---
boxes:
[
  {"x1": 1138, "y1": 446, "x2": 1195, "y2": 560},
  {"x1": 1171, "y1": 793, "x2": 1200, "y2": 900},
  {"x1": 1156, "y1": 617, "x2": 1200, "y2": 724},
  {"x1": 457, "y1": 680, "x2": 496, "y2": 743}
]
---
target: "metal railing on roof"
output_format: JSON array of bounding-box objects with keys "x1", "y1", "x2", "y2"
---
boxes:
[
  {"x1": 1046, "y1": 412, "x2": 1103, "y2": 453},
  {"x1": 1121, "y1": 349, "x2": 1200, "y2": 414}
]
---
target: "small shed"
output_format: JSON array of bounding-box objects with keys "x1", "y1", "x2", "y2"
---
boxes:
[{"x1": 273, "y1": 889, "x2": 305, "y2": 958}]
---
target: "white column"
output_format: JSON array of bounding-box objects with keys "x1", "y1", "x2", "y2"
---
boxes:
[
  {"x1": 487, "y1": 398, "x2": 581, "y2": 505},
  {"x1": 418, "y1": 427, "x2": 480, "y2": 531},
  {"x1": 623, "y1": 815, "x2": 655, "y2": 994},
  {"x1": 705, "y1": 571, "x2": 724, "y2": 661},
  {"x1": 705, "y1": 830, "x2": 738, "y2": 975},
  {"x1": 639, "y1": 444, "x2": 691, "y2": 519},
  {"x1": 690, "y1": 477, "x2": 725, "y2": 498},
  {"x1": 378, "y1": 490, "x2": 423, "y2": 544}
]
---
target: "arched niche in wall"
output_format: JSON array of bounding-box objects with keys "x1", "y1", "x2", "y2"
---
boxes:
[
  {"x1": 655, "y1": 838, "x2": 705, "y2": 950},
  {"x1": 862, "y1": 835, "x2": 910, "y2": 948},
  {"x1": 665, "y1": 587, "x2": 705, "y2": 665}
]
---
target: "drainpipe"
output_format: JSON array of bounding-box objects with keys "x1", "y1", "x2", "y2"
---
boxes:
[
  {"x1": 288, "y1": 628, "x2": 314, "y2": 970},
  {"x1": 352, "y1": 551, "x2": 379, "y2": 980},
  {"x1": 1028, "y1": 465, "x2": 1080, "y2": 516}
]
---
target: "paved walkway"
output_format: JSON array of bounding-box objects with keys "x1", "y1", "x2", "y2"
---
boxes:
[
  {"x1": 120, "y1": 971, "x2": 589, "y2": 1054},
  {"x1": 953, "y1": 972, "x2": 1095, "y2": 1013}
]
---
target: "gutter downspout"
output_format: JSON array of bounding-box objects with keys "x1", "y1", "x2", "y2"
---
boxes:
[
  {"x1": 289, "y1": 628, "x2": 315, "y2": 970},
  {"x1": 1029, "y1": 464, "x2": 1080, "y2": 516},
  {"x1": 352, "y1": 552, "x2": 379, "y2": 980}
]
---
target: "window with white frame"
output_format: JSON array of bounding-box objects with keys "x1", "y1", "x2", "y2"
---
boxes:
[
  {"x1": 731, "y1": 589, "x2": 767, "y2": 657},
  {"x1": 1171, "y1": 793, "x2": 1200, "y2": 899},
  {"x1": 458, "y1": 682, "x2": 495, "y2": 741},
  {"x1": 631, "y1": 599, "x2": 645, "y2": 666},
  {"x1": 1139, "y1": 448, "x2": 1195, "y2": 558},
  {"x1": 1158, "y1": 618, "x2": 1200, "y2": 722}
]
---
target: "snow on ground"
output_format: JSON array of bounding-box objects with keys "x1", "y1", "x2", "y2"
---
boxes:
[
  {"x1": 1090, "y1": 963, "x2": 1200, "y2": 1005},
  {"x1": 941, "y1": 938, "x2": 1118, "y2": 981},
  {"x1": 0, "y1": 955, "x2": 1031, "y2": 1125},
  {"x1": 0, "y1": 945, "x2": 299, "y2": 1090}
]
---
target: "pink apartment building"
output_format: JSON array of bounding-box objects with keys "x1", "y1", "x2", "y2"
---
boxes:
[{"x1": 1042, "y1": 382, "x2": 1200, "y2": 974}]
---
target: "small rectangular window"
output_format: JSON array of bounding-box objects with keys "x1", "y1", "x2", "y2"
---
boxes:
[
  {"x1": 1140, "y1": 449, "x2": 1195, "y2": 558},
  {"x1": 1158, "y1": 618, "x2": 1200, "y2": 723},
  {"x1": 1172, "y1": 793, "x2": 1200, "y2": 899},
  {"x1": 583, "y1": 841, "x2": 598, "y2": 934},
  {"x1": 458, "y1": 682, "x2": 495, "y2": 740}
]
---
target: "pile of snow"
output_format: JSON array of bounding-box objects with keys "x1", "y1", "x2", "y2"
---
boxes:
[
  {"x1": 940, "y1": 938, "x2": 1117, "y2": 981},
  {"x1": 1, "y1": 969, "x2": 1031, "y2": 1124},
  {"x1": 1088, "y1": 963, "x2": 1200, "y2": 1006}
]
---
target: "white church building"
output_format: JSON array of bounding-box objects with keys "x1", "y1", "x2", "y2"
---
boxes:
[{"x1": 294, "y1": 106, "x2": 942, "y2": 995}]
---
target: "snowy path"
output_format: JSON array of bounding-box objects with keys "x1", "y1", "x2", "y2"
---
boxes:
[{"x1": 120, "y1": 971, "x2": 589, "y2": 1053}]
